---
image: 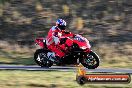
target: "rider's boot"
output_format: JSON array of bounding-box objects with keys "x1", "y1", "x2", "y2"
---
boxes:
[{"x1": 47, "y1": 52, "x2": 61, "y2": 63}]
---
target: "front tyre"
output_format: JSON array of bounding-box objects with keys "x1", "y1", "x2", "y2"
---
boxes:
[
  {"x1": 81, "y1": 51, "x2": 100, "y2": 69},
  {"x1": 34, "y1": 49, "x2": 53, "y2": 67}
]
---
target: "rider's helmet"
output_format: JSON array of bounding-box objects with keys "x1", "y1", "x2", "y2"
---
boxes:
[{"x1": 56, "y1": 19, "x2": 66, "y2": 30}]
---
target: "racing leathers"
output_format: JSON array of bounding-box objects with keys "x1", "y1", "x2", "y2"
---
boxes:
[{"x1": 46, "y1": 26, "x2": 74, "y2": 60}]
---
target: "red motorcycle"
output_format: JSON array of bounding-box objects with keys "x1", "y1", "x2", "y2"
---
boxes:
[{"x1": 34, "y1": 34, "x2": 100, "y2": 69}]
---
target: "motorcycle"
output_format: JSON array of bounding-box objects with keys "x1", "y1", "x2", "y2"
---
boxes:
[{"x1": 34, "y1": 34, "x2": 100, "y2": 69}]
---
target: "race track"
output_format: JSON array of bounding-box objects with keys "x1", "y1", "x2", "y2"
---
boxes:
[{"x1": 0, "y1": 65, "x2": 132, "y2": 74}]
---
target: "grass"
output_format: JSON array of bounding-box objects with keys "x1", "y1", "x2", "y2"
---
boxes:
[
  {"x1": 99, "y1": 56, "x2": 132, "y2": 68},
  {"x1": 0, "y1": 70, "x2": 131, "y2": 88},
  {"x1": 93, "y1": 43, "x2": 132, "y2": 68},
  {"x1": 0, "y1": 56, "x2": 35, "y2": 65},
  {"x1": 0, "y1": 50, "x2": 35, "y2": 65}
]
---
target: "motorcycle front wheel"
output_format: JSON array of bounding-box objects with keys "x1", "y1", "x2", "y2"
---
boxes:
[{"x1": 81, "y1": 51, "x2": 100, "y2": 69}]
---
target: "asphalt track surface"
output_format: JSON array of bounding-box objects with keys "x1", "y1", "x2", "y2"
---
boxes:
[{"x1": 0, "y1": 65, "x2": 132, "y2": 74}]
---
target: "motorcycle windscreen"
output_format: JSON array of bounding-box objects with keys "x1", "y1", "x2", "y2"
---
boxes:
[{"x1": 74, "y1": 36, "x2": 91, "y2": 49}]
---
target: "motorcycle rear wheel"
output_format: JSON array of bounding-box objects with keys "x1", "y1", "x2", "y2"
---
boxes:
[
  {"x1": 81, "y1": 51, "x2": 100, "y2": 69},
  {"x1": 34, "y1": 49, "x2": 53, "y2": 67}
]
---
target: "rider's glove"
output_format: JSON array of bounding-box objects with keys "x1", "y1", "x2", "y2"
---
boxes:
[
  {"x1": 59, "y1": 38, "x2": 67, "y2": 45},
  {"x1": 64, "y1": 31, "x2": 70, "y2": 34},
  {"x1": 73, "y1": 34, "x2": 76, "y2": 38}
]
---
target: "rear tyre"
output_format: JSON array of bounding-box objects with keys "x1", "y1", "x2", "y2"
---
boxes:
[
  {"x1": 81, "y1": 51, "x2": 100, "y2": 69},
  {"x1": 34, "y1": 49, "x2": 53, "y2": 67}
]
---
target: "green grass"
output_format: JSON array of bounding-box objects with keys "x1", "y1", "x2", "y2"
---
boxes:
[
  {"x1": 0, "y1": 57, "x2": 35, "y2": 65},
  {"x1": 0, "y1": 70, "x2": 131, "y2": 88},
  {"x1": 0, "y1": 56, "x2": 35, "y2": 65},
  {"x1": 0, "y1": 49, "x2": 36, "y2": 65},
  {"x1": 99, "y1": 56, "x2": 132, "y2": 68}
]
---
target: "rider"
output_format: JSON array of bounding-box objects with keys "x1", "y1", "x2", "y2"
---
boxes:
[{"x1": 46, "y1": 19, "x2": 75, "y2": 63}]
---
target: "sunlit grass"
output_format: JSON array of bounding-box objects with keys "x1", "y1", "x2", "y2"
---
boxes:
[
  {"x1": 0, "y1": 70, "x2": 131, "y2": 88},
  {"x1": 0, "y1": 56, "x2": 35, "y2": 65},
  {"x1": 93, "y1": 43, "x2": 132, "y2": 68}
]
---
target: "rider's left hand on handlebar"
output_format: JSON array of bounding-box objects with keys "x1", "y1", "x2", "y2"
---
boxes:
[{"x1": 59, "y1": 38, "x2": 67, "y2": 45}]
